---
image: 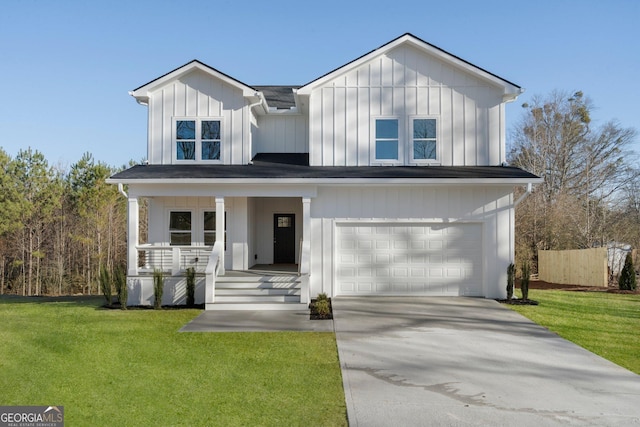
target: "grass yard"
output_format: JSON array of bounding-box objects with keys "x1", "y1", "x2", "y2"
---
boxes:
[
  {"x1": 508, "y1": 290, "x2": 640, "y2": 374},
  {"x1": 0, "y1": 296, "x2": 347, "y2": 426}
]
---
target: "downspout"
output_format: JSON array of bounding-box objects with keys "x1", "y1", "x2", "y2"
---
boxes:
[
  {"x1": 246, "y1": 92, "x2": 266, "y2": 164},
  {"x1": 118, "y1": 183, "x2": 128, "y2": 199},
  {"x1": 514, "y1": 182, "x2": 533, "y2": 207}
]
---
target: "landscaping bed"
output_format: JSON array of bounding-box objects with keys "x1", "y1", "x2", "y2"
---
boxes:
[{"x1": 309, "y1": 297, "x2": 333, "y2": 320}]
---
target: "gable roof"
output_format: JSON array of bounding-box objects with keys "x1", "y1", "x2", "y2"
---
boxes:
[
  {"x1": 296, "y1": 33, "x2": 522, "y2": 100},
  {"x1": 130, "y1": 60, "x2": 258, "y2": 105}
]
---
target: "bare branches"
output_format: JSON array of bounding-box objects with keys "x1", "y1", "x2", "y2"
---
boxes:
[{"x1": 509, "y1": 90, "x2": 639, "y2": 268}]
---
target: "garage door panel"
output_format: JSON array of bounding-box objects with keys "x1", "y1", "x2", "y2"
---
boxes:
[{"x1": 336, "y1": 223, "x2": 483, "y2": 296}]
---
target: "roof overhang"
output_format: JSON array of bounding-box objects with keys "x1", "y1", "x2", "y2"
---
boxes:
[
  {"x1": 130, "y1": 60, "x2": 258, "y2": 105},
  {"x1": 109, "y1": 177, "x2": 541, "y2": 186},
  {"x1": 107, "y1": 163, "x2": 542, "y2": 187}
]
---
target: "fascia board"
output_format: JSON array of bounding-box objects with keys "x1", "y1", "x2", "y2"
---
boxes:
[
  {"x1": 107, "y1": 177, "x2": 542, "y2": 186},
  {"x1": 131, "y1": 61, "x2": 256, "y2": 100}
]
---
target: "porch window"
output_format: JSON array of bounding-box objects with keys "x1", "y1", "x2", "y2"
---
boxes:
[
  {"x1": 375, "y1": 119, "x2": 399, "y2": 160},
  {"x1": 204, "y1": 211, "x2": 226, "y2": 248},
  {"x1": 175, "y1": 118, "x2": 221, "y2": 161},
  {"x1": 412, "y1": 118, "x2": 437, "y2": 161},
  {"x1": 169, "y1": 211, "x2": 191, "y2": 245}
]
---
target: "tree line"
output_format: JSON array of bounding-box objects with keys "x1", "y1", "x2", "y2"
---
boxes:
[{"x1": 0, "y1": 149, "x2": 128, "y2": 296}]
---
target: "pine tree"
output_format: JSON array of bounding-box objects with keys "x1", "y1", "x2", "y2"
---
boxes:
[{"x1": 618, "y1": 252, "x2": 637, "y2": 291}]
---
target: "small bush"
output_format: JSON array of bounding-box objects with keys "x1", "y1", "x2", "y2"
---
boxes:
[
  {"x1": 619, "y1": 252, "x2": 637, "y2": 291},
  {"x1": 186, "y1": 267, "x2": 196, "y2": 306},
  {"x1": 153, "y1": 269, "x2": 164, "y2": 309},
  {"x1": 521, "y1": 261, "x2": 531, "y2": 301},
  {"x1": 99, "y1": 266, "x2": 112, "y2": 306},
  {"x1": 114, "y1": 265, "x2": 127, "y2": 310},
  {"x1": 506, "y1": 263, "x2": 515, "y2": 300},
  {"x1": 315, "y1": 299, "x2": 331, "y2": 318},
  {"x1": 316, "y1": 292, "x2": 328, "y2": 302}
]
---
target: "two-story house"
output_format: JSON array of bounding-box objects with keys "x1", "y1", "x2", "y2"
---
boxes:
[{"x1": 108, "y1": 33, "x2": 541, "y2": 309}]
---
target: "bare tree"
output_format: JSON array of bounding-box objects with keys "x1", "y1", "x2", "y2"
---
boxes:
[{"x1": 509, "y1": 90, "x2": 638, "y2": 269}]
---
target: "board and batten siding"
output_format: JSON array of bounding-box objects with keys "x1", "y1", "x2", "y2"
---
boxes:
[
  {"x1": 147, "y1": 70, "x2": 251, "y2": 165},
  {"x1": 307, "y1": 44, "x2": 505, "y2": 167},
  {"x1": 308, "y1": 185, "x2": 514, "y2": 299},
  {"x1": 253, "y1": 115, "x2": 308, "y2": 155}
]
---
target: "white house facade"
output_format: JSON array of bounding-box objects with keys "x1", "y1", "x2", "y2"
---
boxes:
[{"x1": 108, "y1": 33, "x2": 541, "y2": 309}]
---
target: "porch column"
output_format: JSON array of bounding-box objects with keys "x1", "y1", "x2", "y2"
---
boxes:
[
  {"x1": 127, "y1": 197, "x2": 139, "y2": 276},
  {"x1": 302, "y1": 197, "x2": 311, "y2": 243},
  {"x1": 216, "y1": 197, "x2": 225, "y2": 275}
]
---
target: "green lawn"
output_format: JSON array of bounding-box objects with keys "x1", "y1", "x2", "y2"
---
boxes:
[
  {"x1": 0, "y1": 296, "x2": 347, "y2": 426},
  {"x1": 508, "y1": 290, "x2": 640, "y2": 374}
]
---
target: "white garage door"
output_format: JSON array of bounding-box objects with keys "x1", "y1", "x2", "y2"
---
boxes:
[{"x1": 336, "y1": 223, "x2": 483, "y2": 296}]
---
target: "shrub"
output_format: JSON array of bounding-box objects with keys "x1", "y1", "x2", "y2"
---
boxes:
[
  {"x1": 186, "y1": 267, "x2": 196, "y2": 306},
  {"x1": 521, "y1": 261, "x2": 531, "y2": 301},
  {"x1": 506, "y1": 263, "x2": 515, "y2": 300},
  {"x1": 114, "y1": 265, "x2": 127, "y2": 310},
  {"x1": 316, "y1": 292, "x2": 328, "y2": 302},
  {"x1": 619, "y1": 252, "x2": 637, "y2": 291},
  {"x1": 153, "y1": 269, "x2": 164, "y2": 309},
  {"x1": 315, "y1": 299, "x2": 331, "y2": 318},
  {"x1": 99, "y1": 266, "x2": 112, "y2": 306}
]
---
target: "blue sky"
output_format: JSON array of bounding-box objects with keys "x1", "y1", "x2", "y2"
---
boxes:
[{"x1": 0, "y1": 0, "x2": 638, "y2": 168}]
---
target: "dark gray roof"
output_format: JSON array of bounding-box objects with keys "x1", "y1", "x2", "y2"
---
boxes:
[
  {"x1": 110, "y1": 154, "x2": 539, "y2": 181},
  {"x1": 253, "y1": 86, "x2": 299, "y2": 109}
]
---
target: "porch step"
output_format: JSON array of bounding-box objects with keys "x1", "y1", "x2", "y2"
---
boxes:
[
  {"x1": 210, "y1": 272, "x2": 304, "y2": 310},
  {"x1": 215, "y1": 287, "x2": 301, "y2": 296},
  {"x1": 217, "y1": 276, "x2": 299, "y2": 284},
  {"x1": 214, "y1": 294, "x2": 301, "y2": 303}
]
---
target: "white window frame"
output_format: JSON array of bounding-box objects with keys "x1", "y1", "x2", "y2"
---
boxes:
[
  {"x1": 173, "y1": 117, "x2": 223, "y2": 164},
  {"x1": 409, "y1": 116, "x2": 440, "y2": 165},
  {"x1": 371, "y1": 117, "x2": 403, "y2": 165}
]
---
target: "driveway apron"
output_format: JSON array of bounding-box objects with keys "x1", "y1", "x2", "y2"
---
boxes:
[{"x1": 333, "y1": 297, "x2": 640, "y2": 427}]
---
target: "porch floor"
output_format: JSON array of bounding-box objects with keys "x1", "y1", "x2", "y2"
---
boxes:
[{"x1": 222, "y1": 264, "x2": 298, "y2": 276}]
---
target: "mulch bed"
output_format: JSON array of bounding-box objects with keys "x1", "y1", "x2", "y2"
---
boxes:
[
  {"x1": 528, "y1": 280, "x2": 639, "y2": 294},
  {"x1": 497, "y1": 279, "x2": 639, "y2": 305},
  {"x1": 309, "y1": 298, "x2": 333, "y2": 320}
]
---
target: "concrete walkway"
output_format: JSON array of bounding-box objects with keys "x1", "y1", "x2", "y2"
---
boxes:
[
  {"x1": 179, "y1": 309, "x2": 334, "y2": 332},
  {"x1": 333, "y1": 297, "x2": 640, "y2": 427}
]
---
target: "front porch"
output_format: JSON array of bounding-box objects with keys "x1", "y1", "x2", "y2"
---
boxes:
[
  {"x1": 121, "y1": 185, "x2": 315, "y2": 309},
  {"x1": 125, "y1": 245, "x2": 310, "y2": 309}
]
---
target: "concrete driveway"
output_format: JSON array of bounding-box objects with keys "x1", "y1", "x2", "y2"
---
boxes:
[{"x1": 333, "y1": 297, "x2": 640, "y2": 427}]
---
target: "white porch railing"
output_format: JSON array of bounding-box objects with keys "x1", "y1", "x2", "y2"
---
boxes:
[
  {"x1": 205, "y1": 241, "x2": 224, "y2": 308},
  {"x1": 298, "y1": 239, "x2": 310, "y2": 304},
  {"x1": 136, "y1": 245, "x2": 212, "y2": 275}
]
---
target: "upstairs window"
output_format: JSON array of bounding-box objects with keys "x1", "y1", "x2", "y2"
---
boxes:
[
  {"x1": 175, "y1": 119, "x2": 221, "y2": 161},
  {"x1": 412, "y1": 118, "x2": 437, "y2": 161},
  {"x1": 375, "y1": 119, "x2": 399, "y2": 160}
]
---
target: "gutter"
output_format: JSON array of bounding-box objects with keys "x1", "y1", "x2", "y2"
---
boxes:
[{"x1": 514, "y1": 182, "x2": 533, "y2": 207}]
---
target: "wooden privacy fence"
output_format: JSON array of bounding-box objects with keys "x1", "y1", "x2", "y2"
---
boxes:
[{"x1": 538, "y1": 248, "x2": 608, "y2": 287}]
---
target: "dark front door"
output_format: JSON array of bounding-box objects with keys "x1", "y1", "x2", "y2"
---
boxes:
[{"x1": 273, "y1": 214, "x2": 295, "y2": 264}]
